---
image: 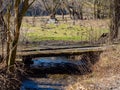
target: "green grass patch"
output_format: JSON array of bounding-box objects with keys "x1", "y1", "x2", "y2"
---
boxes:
[{"x1": 21, "y1": 23, "x2": 109, "y2": 42}]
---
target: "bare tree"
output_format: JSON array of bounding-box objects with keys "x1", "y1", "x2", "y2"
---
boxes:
[
  {"x1": 94, "y1": 0, "x2": 110, "y2": 19},
  {"x1": 41, "y1": 0, "x2": 61, "y2": 19},
  {"x1": 63, "y1": 0, "x2": 83, "y2": 20},
  {"x1": 0, "y1": 0, "x2": 35, "y2": 71}
]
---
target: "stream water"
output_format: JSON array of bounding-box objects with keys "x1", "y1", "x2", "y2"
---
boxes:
[{"x1": 20, "y1": 57, "x2": 87, "y2": 90}]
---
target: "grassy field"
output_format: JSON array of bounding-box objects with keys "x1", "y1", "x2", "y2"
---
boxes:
[{"x1": 21, "y1": 17, "x2": 109, "y2": 42}]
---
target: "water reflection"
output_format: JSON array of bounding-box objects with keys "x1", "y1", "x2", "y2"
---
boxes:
[
  {"x1": 21, "y1": 56, "x2": 90, "y2": 90},
  {"x1": 31, "y1": 57, "x2": 71, "y2": 68},
  {"x1": 21, "y1": 79, "x2": 64, "y2": 90}
]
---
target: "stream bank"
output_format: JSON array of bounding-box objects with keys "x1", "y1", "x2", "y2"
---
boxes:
[{"x1": 20, "y1": 52, "x2": 100, "y2": 90}]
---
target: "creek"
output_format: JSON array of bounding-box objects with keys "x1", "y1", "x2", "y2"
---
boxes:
[{"x1": 20, "y1": 56, "x2": 91, "y2": 90}]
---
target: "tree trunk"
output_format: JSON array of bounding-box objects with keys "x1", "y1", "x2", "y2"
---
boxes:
[
  {"x1": 110, "y1": 0, "x2": 120, "y2": 41},
  {"x1": 94, "y1": 0, "x2": 101, "y2": 19},
  {"x1": 60, "y1": 9, "x2": 64, "y2": 20},
  {"x1": 7, "y1": 1, "x2": 22, "y2": 70},
  {"x1": 0, "y1": 13, "x2": 5, "y2": 61},
  {"x1": 79, "y1": 5, "x2": 83, "y2": 20},
  {"x1": 50, "y1": 12, "x2": 56, "y2": 19},
  {"x1": 0, "y1": 0, "x2": 35, "y2": 71}
]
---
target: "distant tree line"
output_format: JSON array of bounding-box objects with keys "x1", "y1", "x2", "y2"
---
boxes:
[{"x1": 26, "y1": 0, "x2": 111, "y2": 20}]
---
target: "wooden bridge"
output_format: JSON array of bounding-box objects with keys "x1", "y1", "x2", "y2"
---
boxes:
[{"x1": 17, "y1": 45, "x2": 116, "y2": 64}]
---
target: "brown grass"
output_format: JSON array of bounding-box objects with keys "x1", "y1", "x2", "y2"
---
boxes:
[{"x1": 65, "y1": 45, "x2": 120, "y2": 90}]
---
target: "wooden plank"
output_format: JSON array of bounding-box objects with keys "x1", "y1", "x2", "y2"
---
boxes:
[
  {"x1": 17, "y1": 46, "x2": 107, "y2": 58},
  {"x1": 19, "y1": 45, "x2": 98, "y2": 52}
]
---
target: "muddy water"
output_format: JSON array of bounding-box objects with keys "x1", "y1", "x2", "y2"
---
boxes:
[{"x1": 20, "y1": 57, "x2": 88, "y2": 90}]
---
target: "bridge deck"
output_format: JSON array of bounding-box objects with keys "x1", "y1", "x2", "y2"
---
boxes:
[{"x1": 17, "y1": 45, "x2": 114, "y2": 58}]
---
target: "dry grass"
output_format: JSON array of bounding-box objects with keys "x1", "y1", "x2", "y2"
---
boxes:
[{"x1": 65, "y1": 45, "x2": 120, "y2": 90}]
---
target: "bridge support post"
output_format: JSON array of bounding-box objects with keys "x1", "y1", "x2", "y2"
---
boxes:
[{"x1": 22, "y1": 56, "x2": 33, "y2": 67}]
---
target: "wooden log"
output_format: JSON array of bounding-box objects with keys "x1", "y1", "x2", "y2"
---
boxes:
[
  {"x1": 17, "y1": 46, "x2": 106, "y2": 59},
  {"x1": 19, "y1": 45, "x2": 97, "y2": 52}
]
